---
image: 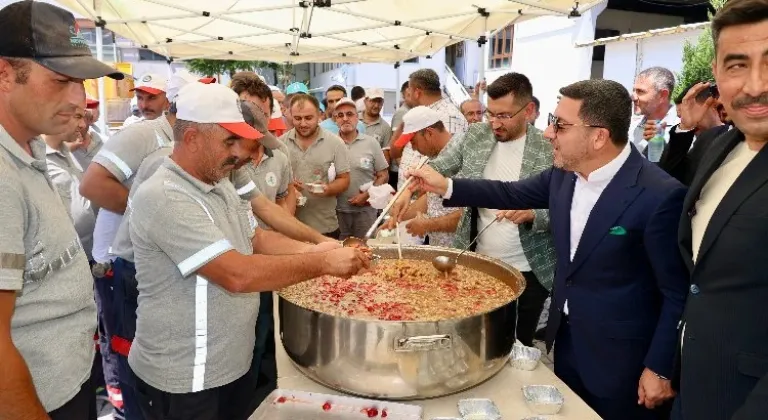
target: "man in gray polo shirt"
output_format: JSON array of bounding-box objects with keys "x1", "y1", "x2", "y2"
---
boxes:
[
  {"x1": 0, "y1": 2, "x2": 124, "y2": 418},
  {"x1": 128, "y1": 82, "x2": 367, "y2": 420},
  {"x1": 43, "y1": 99, "x2": 97, "y2": 263},
  {"x1": 333, "y1": 98, "x2": 389, "y2": 239},
  {"x1": 239, "y1": 101, "x2": 293, "y2": 214},
  {"x1": 281, "y1": 94, "x2": 351, "y2": 238},
  {"x1": 361, "y1": 88, "x2": 394, "y2": 160}
]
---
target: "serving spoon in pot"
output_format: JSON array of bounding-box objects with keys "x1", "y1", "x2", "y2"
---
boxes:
[
  {"x1": 342, "y1": 155, "x2": 430, "y2": 248},
  {"x1": 433, "y1": 217, "x2": 500, "y2": 273}
]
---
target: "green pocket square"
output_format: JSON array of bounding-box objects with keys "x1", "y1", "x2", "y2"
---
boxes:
[{"x1": 609, "y1": 226, "x2": 627, "y2": 235}]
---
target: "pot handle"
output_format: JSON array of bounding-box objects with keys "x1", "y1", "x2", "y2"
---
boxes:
[{"x1": 394, "y1": 334, "x2": 452, "y2": 352}]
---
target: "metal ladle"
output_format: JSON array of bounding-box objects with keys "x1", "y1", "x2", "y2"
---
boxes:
[
  {"x1": 342, "y1": 155, "x2": 430, "y2": 248},
  {"x1": 433, "y1": 217, "x2": 500, "y2": 273}
]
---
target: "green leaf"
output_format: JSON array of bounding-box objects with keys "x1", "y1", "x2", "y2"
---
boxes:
[{"x1": 671, "y1": 0, "x2": 725, "y2": 101}]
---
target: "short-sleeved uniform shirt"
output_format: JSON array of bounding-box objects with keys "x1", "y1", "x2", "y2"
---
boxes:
[
  {"x1": 337, "y1": 133, "x2": 388, "y2": 213},
  {"x1": 363, "y1": 117, "x2": 393, "y2": 151},
  {"x1": 0, "y1": 127, "x2": 96, "y2": 412},
  {"x1": 111, "y1": 148, "x2": 261, "y2": 263},
  {"x1": 71, "y1": 130, "x2": 104, "y2": 170},
  {"x1": 45, "y1": 143, "x2": 97, "y2": 261},
  {"x1": 128, "y1": 158, "x2": 260, "y2": 393},
  {"x1": 90, "y1": 116, "x2": 174, "y2": 263},
  {"x1": 242, "y1": 147, "x2": 292, "y2": 203},
  {"x1": 281, "y1": 127, "x2": 351, "y2": 233}
]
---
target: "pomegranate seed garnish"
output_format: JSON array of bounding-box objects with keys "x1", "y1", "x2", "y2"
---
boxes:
[
  {"x1": 276, "y1": 396, "x2": 286, "y2": 403},
  {"x1": 322, "y1": 402, "x2": 331, "y2": 411}
]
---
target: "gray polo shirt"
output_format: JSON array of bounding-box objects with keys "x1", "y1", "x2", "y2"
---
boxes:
[
  {"x1": 280, "y1": 127, "x2": 351, "y2": 233},
  {"x1": 0, "y1": 127, "x2": 96, "y2": 412},
  {"x1": 71, "y1": 130, "x2": 104, "y2": 170},
  {"x1": 111, "y1": 148, "x2": 261, "y2": 263},
  {"x1": 46, "y1": 143, "x2": 97, "y2": 261},
  {"x1": 128, "y1": 158, "x2": 260, "y2": 393},
  {"x1": 337, "y1": 133, "x2": 388, "y2": 213},
  {"x1": 363, "y1": 117, "x2": 393, "y2": 150},
  {"x1": 242, "y1": 147, "x2": 291, "y2": 203}
]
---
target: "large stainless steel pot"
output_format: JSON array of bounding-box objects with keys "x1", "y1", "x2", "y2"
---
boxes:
[{"x1": 278, "y1": 245, "x2": 526, "y2": 400}]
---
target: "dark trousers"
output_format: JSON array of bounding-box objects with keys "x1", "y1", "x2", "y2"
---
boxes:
[
  {"x1": 516, "y1": 271, "x2": 550, "y2": 346},
  {"x1": 388, "y1": 170, "x2": 398, "y2": 191},
  {"x1": 93, "y1": 264, "x2": 123, "y2": 410},
  {"x1": 112, "y1": 257, "x2": 145, "y2": 420},
  {"x1": 135, "y1": 372, "x2": 259, "y2": 420},
  {"x1": 554, "y1": 318, "x2": 668, "y2": 420},
  {"x1": 324, "y1": 229, "x2": 341, "y2": 240},
  {"x1": 246, "y1": 292, "x2": 278, "y2": 414},
  {"x1": 49, "y1": 376, "x2": 97, "y2": 420}
]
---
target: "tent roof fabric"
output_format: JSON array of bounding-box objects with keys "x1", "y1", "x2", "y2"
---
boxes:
[
  {"x1": 576, "y1": 21, "x2": 709, "y2": 48},
  {"x1": 54, "y1": 0, "x2": 604, "y2": 63}
]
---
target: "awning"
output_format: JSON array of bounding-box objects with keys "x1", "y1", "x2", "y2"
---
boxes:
[
  {"x1": 576, "y1": 21, "x2": 709, "y2": 48},
  {"x1": 55, "y1": 0, "x2": 604, "y2": 63}
]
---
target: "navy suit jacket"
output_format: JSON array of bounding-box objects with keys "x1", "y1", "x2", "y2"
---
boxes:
[{"x1": 445, "y1": 147, "x2": 689, "y2": 398}]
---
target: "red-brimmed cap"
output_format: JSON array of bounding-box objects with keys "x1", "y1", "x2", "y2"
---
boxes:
[
  {"x1": 130, "y1": 73, "x2": 167, "y2": 95},
  {"x1": 176, "y1": 83, "x2": 263, "y2": 140},
  {"x1": 86, "y1": 97, "x2": 99, "y2": 109},
  {"x1": 199, "y1": 77, "x2": 216, "y2": 84},
  {"x1": 393, "y1": 106, "x2": 442, "y2": 147}
]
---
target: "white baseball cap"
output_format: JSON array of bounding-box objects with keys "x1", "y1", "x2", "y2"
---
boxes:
[
  {"x1": 176, "y1": 83, "x2": 263, "y2": 140},
  {"x1": 334, "y1": 97, "x2": 357, "y2": 111},
  {"x1": 366, "y1": 88, "x2": 385, "y2": 99},
  {"x1": 131, "y1": 73, "x2": 168, "y2": 95},
  {"x1": 268, "y1": 85, "x2": 280, "y2": 92},
  {"x1": 394, "y1": 106, "x2": 442, "y2": 147},
  {"x1": 166, "y1": 69, "x2": 216, "y2": 102}
]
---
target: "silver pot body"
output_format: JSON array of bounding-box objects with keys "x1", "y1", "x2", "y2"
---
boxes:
[{"x1": 278, "y1": 245, "x2": 526, "y2": 400}]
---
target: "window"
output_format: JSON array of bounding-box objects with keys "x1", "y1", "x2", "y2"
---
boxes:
[
  {"x1": 404, "y1": 57, "x2": 419, "y2": 63},
  {"x1": 488, "y1": 24, "x2": 514, "y2": 69}
]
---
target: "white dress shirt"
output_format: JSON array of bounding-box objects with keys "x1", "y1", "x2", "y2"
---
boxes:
[
  {"x1": 564, "y1": 143, "x2": 631, "y2": 313},
  {"x1": 630, "y1": 104, "x2": 680, "y2": 153}
]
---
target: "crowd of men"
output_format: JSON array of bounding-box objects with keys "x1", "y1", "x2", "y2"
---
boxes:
[{"x1": 0, "y1": 0, "x2": 767, "y2": 419}]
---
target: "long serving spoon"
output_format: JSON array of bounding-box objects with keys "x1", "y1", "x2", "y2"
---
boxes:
[
  {"x1": 432, "y1": 217, "x2": 500, "y2": 273},
  {"x1": 342, "y1": 155, "x2": 431, "y2": 248}
]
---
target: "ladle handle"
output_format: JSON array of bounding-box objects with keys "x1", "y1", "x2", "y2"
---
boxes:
[
  {"x1": 455, "y1": 218, "x2": 498, "y2": 261},
  {"x1": 363, "y1": 156, "x2": 430, "y2": 240}
]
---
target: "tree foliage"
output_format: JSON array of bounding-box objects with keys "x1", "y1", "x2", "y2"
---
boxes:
[
  {"x1": 184, "y1": 59, "x2": 296, "y2": 88},
  {"x1": 672, "y1": 0, "x2": 726, "y2": 102}
]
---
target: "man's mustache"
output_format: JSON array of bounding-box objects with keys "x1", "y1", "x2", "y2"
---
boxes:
[
  {"x1": 733, "y1": 93, "x2": 768, "y2": 109},
  {"x1": 222, "y1": 157, "x2": 239, "y2": 167}
]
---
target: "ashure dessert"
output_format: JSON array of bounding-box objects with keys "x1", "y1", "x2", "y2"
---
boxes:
[{"x1": 280, "y1": 259, "x2": 517, "y2": 321}]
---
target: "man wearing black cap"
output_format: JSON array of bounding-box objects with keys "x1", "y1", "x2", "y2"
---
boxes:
[{"x1": 0, "y1": 1, "x2": 123, "y2": 419}]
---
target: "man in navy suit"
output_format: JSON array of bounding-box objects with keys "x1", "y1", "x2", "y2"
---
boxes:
[{"x1": 407, "y1": 79, "x2": 689, "y2": 420}]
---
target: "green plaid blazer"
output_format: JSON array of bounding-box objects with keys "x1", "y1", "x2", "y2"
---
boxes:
[{"x1": 430, "y1": 123, "x2": 556, "y2": 291}]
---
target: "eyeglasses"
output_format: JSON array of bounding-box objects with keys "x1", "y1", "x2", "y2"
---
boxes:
[
  {"x1": 484, "y1": 102, "x2": 528, "y2": 122},
  {"x1": 334, "y1": 111, "x2": 357, "y2": 119},
  {"x1": 547, "y1": 113, "x2": 605, "y2": 134}
]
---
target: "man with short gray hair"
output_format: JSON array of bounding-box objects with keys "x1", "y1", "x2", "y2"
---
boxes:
[
  {"x1": 128, "y1": 83, "x2": 368, "y2": 419},
  {"x1": 630, "y1": 66, "x2": 680, "y2": 154},
  {"x1": 460, "y1": 98, "x2": 483, "y2": 124}
]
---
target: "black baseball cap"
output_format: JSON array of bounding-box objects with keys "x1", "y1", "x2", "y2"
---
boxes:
[{"x1": 0, "y1": 1, "x2": 124, "y2": 80}]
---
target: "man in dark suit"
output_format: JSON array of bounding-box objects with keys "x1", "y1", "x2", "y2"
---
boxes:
[
  {"x1": 674, "y1": 1, "x2": 768, "y2": 419},
  {"x1": 407, "y1": 79, "x2": 689, "y2": 420},
  {"x1": 658, "y1": 82, "x2": 729, "y2": 185}
]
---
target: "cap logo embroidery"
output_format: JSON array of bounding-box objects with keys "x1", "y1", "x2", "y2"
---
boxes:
[
  {"x1": 142, "y1": 75, "x2": 152, "y2": 82},
  {"x1": 68, "y1": 23, "x2": 88, "y2": 48}
]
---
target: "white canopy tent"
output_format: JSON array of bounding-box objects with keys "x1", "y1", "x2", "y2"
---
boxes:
[{"x1": 56, "y1": 0, "x2": 603, "y2": 64}]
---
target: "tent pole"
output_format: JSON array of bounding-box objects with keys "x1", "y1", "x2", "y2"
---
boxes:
[
  {"x1": 96, "y1": 26, "x2": 107, "y2": 135},
  {"x1": 395, "y1": 63, "x2": 401, "y2": 111},
  {"x1": 478, "y1": 16, "x2": 488, "y2": 103}
]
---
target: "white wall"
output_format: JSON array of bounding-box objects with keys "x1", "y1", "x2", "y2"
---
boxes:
[
  {"x1": 485, "y1": 3, "x2": 607, "y2": 131},
  {"x1": 602, "y1": 28, "x2": 705, "y2": 94},
  {"x1": 308, "y1": 50, "x2": 448, "y2": 114}
]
